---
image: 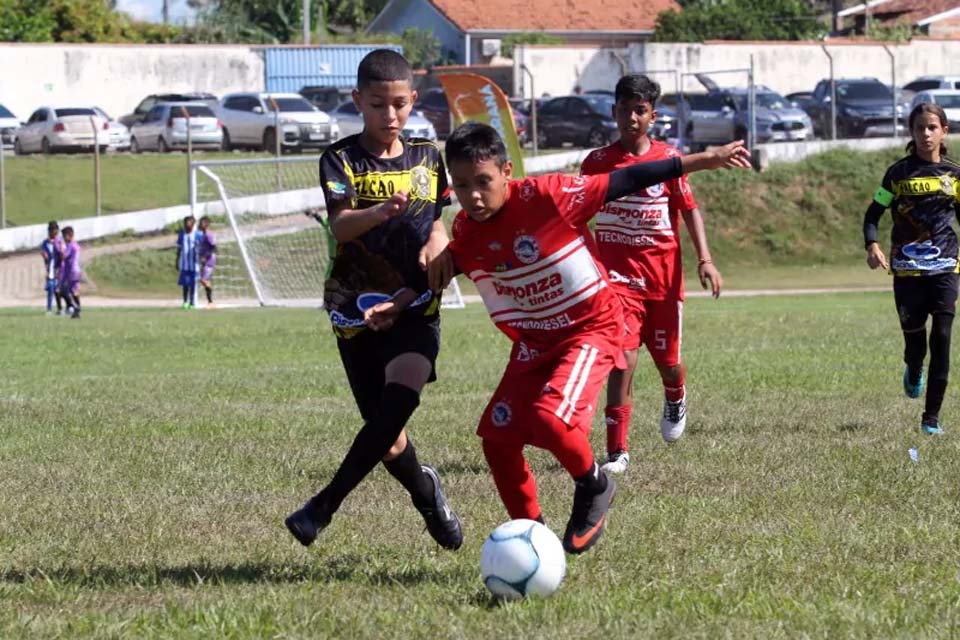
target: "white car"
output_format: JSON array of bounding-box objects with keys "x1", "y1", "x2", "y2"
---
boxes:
[
  {"x1": 14, "y1": 106, "x2": 108, "y2": 155},
  {"x1": 910, "y1": 89, "x2": 960, "y2": 130},
  {"x1": 218, "y1": 92, "x2": 339, "y2": 151},
  {"x1": 93, "y1": 107, "x2": 131, "y2": 151},
  {"x1": 331, "y1": 101, "x2": 437, "y2": 140},
  {"x1": 129, "y1": 102, "x2": 223, "y2": 153},
  {"x1": 0, "y1": 103, "x2": 19, "y2": 147}
]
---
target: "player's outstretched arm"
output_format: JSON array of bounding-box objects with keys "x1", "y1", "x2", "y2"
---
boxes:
[
  {"x1": 681, "y1": 140, "x2": 752, "y2": 172},
  {"x1": 328, "y1": 191, "x2": 410, "y2": 243}
]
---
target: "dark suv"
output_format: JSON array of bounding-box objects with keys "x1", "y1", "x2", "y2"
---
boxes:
[
  {"x1": 806, "y1": 78, "x2": 905, "y2": 138},
  {"x1": 120, "y1": 93, "x2": 218, "y2": 129},
  {"x1": 535, "y1": 94, "x2": 619, "y2": 148}
]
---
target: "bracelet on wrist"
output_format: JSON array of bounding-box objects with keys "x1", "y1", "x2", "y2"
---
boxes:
[{"x1": 698, "y1": 258, "x2": 713, "y2": 266}]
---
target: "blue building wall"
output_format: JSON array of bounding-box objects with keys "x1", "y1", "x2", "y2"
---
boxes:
[
  {"x1": 263, "y1": 45, "x2": 404, "y2": 93},
  {"x1": 367, "y1": 0, "x2": 465, "y2": 64}
]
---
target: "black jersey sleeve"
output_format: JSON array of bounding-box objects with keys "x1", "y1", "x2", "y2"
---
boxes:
[
  {"x1": 320, "y1": 147, "x2": 358, "y2": 213},
  {"x1": 863, "y1": 168, "x2": 894, "y2": 248}
]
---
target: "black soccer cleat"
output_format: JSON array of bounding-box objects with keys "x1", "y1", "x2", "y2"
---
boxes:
[
  {"x1": 417, "y1": 465, "x2": 463, "y2": 550},
  {"x1": 563, "y1": 471, "x2": 616, "y2": 555},
  {"x1": 284, "y1": 496, "x2": 332, "y2": 547}
]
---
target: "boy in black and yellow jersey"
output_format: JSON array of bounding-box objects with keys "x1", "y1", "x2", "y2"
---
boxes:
[
  {"x1": 286, "y1": 49, "x2": 462, "y2": 550},
  {"x1": 864, "y1": 103, "x2": 960, "y2": 435}
]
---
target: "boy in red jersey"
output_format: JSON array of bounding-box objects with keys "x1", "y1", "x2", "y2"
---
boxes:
[
  {"x1": 419, "y1": 122, "x2": 747, "y2": 553},
  {"x1": 581, "y1": 74, "x2": 723, "y2": 474}
]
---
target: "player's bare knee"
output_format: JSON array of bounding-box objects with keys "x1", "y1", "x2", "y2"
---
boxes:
[{"x1": 384, "y1": 353, "x2": 432, "y2": 392}]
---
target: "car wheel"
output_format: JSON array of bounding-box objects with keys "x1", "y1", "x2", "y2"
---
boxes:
[
  {"x1": 536, "y1": 127, "x2": 549, "y2": 149},
  {"x1": 41, "y1": 137, "x2": 51, "y2": 155},
  {"x1": 262, "y1": 128, "x2": 277, "y2": 153},
  {"x1": 221, "y1": 129, "x2": 231, "y2": 152},
  {"x1": 130, "y1": 137, "x2": 141, "y2": 154},
  {"x1": 587, "y1": 127, "x2": 609, "y2": 148},
  {"x1": 13, "y1": 139, "x2": 23, "y2": 155},
  {"x1": 158, "y1": 137, "x2": 169, "y2": 153}
]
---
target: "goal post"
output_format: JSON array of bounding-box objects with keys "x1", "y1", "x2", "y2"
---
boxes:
[{"x1": 189, "y1": 155, "x2": 465, "y2": 309}]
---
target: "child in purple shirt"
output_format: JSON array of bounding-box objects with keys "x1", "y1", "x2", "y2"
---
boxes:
[
  {"x1": 59, "y1": 226, "x2": 82, "y2": 319},
  {"x1": 198, "y1": 216, "x2": 217, "y2": 307}
]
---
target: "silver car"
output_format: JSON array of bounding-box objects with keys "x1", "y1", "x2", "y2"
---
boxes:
[
  {"x1": 14, "y1": 106, "x2": 109, "y2": 155},
  {"x1": 910, "y1": 89, "x2": 960, "y2": 130},
  {"x1": 331, "y1": 101, "x2": 437, "y2": 140},
  {"x1": 129, "y1": 102, "x2": 223, "y2": 153},
  {"x1": 0, "y1": 103, "x2": 19, "y2": 147},
  {"x1": 218, "y1": 92, "x2": 339, "y2": 151},
  {"x1": 93, "y1": 107, "x2": 131, "y2": 151}
]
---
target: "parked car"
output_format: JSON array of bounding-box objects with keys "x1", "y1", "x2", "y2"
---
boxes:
[
  {"x1": 330, "y1": 101, "x2": 437, "y2": 140},
  {"x1": 129, "y1": 102, "x2": 222, "y2": 153},
  {"x1": 806, "y1": 78, "x2": 906, "y2": 138},
  {"x1": 649, "y1": 101, "x2": 688, "y2": 145},
  {"x1": 0, "y1": 103, "x2": 19, "y2": 146},
  {"x1": 14, "y1": 106, "x2": 108, "y2": 155},
  {"x1": 300, "y1": 86, "x2": 352, "y2": 113},
  {"x1": 217, "y1": 92, "x2": 339, "y2": 151},
  {"x1": 536, "y1": 94, "x2": 619, "y2": 148},
  {"x1": 93, "y1": 107, "x2": 131, "y2": 151},
  {"x1": 120, "y1": 92, "x2": 218, "y2": 129},
  {"x1": 903, "y1": 76, "x2": 960, "y2": 95},
  {"x1": 910, "y1": 89, "x2": 960, "y2": 129},
  {"x1": 415, "y1": 88, "x2": 454, "y2": 138},
  {"x1": 786, "y1": 91, "x2": 817, "y2": 115}
]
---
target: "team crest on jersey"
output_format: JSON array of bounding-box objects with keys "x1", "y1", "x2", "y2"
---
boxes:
[
  {"x1": 491, "y1": 401, "x2": 512, "y2": 427},
  {"x1": 519, "y1": 183, "x2": 535, "y2": 201},
  {"x1": 410, "y1": 166, "x2": 432, "y2": 198},
  {"x1": 645, "y1": 182, "x2": 665, "y2": 198},
  {"x1": 513, "y1": 235, "x2": 540, "y2": 264},
  {"x1": 940, "y1": 175, "x2": 955, "y2": 197}
]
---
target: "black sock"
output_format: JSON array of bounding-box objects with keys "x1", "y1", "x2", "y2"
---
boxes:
[
  {"x1": 204, "y1": 285, "x2": 213, "y2": 304},
  {"x1": 574, "y1": 462, "x2": 607, "y2": 494},
  {"x1": 182, "y1": 286, "x2": 189, "y2": 303},
  {"x1": 315, "y1": 383, "x2": 421, "y2": 514},
  {"x1": 55, "y1": 293, "x2": 63, "y2": 311},
  {"x1": 383, "y1": 439, "x2": 434, "y2": 510},
  {"x1": 924, "y1": 312, "x2": 954, "y2": 421}
]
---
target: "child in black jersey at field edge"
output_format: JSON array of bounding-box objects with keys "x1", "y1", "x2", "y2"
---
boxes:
[
  {"x1": 863, "y1": 103, "x2": 960, "y2": 435},
  {"x1": 285, "y1": 49, "x2": 463, "y2": 551}
]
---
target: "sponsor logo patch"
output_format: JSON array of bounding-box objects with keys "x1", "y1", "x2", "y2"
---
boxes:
[
  {"x1": 491, "y1": 401, "x2": 512, "y2": 427},
  {"x1": 327, "y1": 181, "x2": 347, "y2": 196}
]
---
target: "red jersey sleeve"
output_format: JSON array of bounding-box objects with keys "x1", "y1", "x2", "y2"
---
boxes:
[
  {"x1": 670, "y1": 173, "x2": 698, "y2": 212},
  {"x1": 539, "y1": 173, "x2": 610, "y2": 228}
]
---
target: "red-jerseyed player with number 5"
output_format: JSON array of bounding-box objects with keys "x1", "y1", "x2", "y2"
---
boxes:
[
  {"x1": 431, "y1": 122, "x2": 748, "y2": 554},
  {"x1": 581, "y1": 74, "x2": 724, "y2": 474}
]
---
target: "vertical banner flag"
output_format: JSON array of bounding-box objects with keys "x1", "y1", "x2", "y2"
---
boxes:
[{"x1": 438, "y1": 73, "x2": 526, "y2": 178}]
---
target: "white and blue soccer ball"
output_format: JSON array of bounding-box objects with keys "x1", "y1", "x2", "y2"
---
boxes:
[{"x1": 480, "y1": 519, "x2": 566, "y2": 600}]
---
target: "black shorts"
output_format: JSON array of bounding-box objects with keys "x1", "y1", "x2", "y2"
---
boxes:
[
  {"x1": 336, "y1": 317, "x2": 440, "y2": 422},
  {"x1": 893, "y1": 273, "x2": 959, "y2": 331}
]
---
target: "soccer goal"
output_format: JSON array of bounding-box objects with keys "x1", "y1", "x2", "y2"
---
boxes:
[{"x1": 189, "y1": 155, "x2": 465, "y2": 309}]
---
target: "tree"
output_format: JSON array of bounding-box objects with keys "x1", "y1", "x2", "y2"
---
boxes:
[{"x1": 653, "y1": 0, "x2": 825, "y2": 42}]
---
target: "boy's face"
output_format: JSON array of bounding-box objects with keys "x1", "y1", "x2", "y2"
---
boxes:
[
  {"x1": 353, "y1": 80, "x2": 417, "y2": 146},
  {"x1": 48, "y1": 228, "x2": 59, "y2": 239},
  {"x1": 613, "y1": 97, "x2": 656, "y2": 144},
  {"x1": 185, "y1": 218, "x2": 195, "y2": 232},
  {"x1": 199, "y1": 218, "x2": 209, "y2": 231},
  {"x1": 63, "y1": 231, "x2": 73, "y2": 242},
  {"x1": 449, "y1": 158, "x2": 513, "y2": 222}
]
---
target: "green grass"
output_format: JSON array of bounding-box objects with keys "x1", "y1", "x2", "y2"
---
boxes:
[{"x1": 2, "y1": 294, "x2": 960, "y2": 638}]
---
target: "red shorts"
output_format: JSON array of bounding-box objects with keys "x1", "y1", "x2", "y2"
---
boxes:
[
  {"x1": 477, "y1": 341, "x2": 617, "y2": 447},
  {"x1": 621, "y1": 296, "x2": 683, "y2": 367}
]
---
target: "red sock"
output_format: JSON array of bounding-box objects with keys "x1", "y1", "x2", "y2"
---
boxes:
[
  {"x1": 663, "y1": 365, "x2": 686, "y2": 403},
  {"x1": 604, "y1": 405, "x2": 631, "y2": 455},
  {"x1": 530, "y1": 407, "x2": 595, "y2": 479},
  {"x1": 482, "y1": 439, "x2": 541, "y2": 520}
]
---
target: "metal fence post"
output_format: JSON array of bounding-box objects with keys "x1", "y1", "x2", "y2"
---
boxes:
[
  {"x1": 181, "y1": 105, "x2": 194, "y2": 199},
  {"x1": 269, "y1": 96, "x2": 282, "y2": 191},
  {"x1": 90, "y1": 116, "x2": 102, "y2": 216},
  {"x1": 748, "y1": 55, "x2": 756, "y2": 152},
  {"x1": 821, "y1": 44, "x2": 836, "y2": 140},
  {"x1": 883, "y1": 44, "x2": 898, "y2": 138},
  {"x1": 520, "y1": 63, "x2": 537, "y2": 155},
  {"x1": 0, "y1": 134, "x2": 6, "y2": 229}
]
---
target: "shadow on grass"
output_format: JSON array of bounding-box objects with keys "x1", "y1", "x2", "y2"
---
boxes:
[
  {"x1": 1, "y1": 554, "x2": 461, "y2": 589},
  {"x1": 839, "y1": 421, "x2": 870, "y2": 432}
]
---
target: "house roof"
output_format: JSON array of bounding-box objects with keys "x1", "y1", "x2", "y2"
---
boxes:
[
  {"x1": 839, "y1": 0, "x2": 960, "y2": 25},
  {"x1": 426, "y1": 0, "x2": 680, "y2": 32}
]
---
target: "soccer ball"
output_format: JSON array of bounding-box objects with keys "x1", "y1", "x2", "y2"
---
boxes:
[{"x1": 480, "y1": 519, "x2": 566, "y2": 600}]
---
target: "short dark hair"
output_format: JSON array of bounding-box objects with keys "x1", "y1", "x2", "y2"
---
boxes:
[
  {"x1": 357, "y1": 49, "x2": 413, "y2": 89},
  {"x1": 615, "y1": 74, "x2": 661, "y2": 105},
  {"x1": 445, "y1": 122, "x2": 508, "y2": 168},
  {"x1": 183, "y1": 215, "x2": 195, "y2": 225},
  {"x1": 62, "y1": 226, "x2": 74, "y2": 237},
  {"x1": 47, "y1": 220, "x2": 59, "y2": 232}
]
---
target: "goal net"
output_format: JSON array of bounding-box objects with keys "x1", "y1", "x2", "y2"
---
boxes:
[{"x1": 190, "y1": 156, "x2": 465, "y2": 309}]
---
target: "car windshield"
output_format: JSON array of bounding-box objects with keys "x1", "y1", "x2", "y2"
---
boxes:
[
  {"x1": 733, "y1": 92, "x2": 790, "y2": 110},
  {"x1": 336, "y1": 102, "x2": 359, "y2": 115},
  {"x1": 55, "y1": 108, "x2": 96, "y2": 117},
  {"x1": 0, "y1": 104, "x2": 14, "y2": 118},
  {"x1": 583, "y1": 95, "x2": 614, "y2": 114},
  {"x1": 173, "y1": 105, "x2": 216, "y2": 117},
  {"x1": 837, "y1": 83, "x2": 891, "y2": 100},
  {"x1": 269, "y1": 98, "x2": 315, "y2": 112},
  {"x1": 934, "y1": 95, "x2": 960, "y2": 109}
]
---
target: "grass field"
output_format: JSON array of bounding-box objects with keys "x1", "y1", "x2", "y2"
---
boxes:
[{"x1": 2, "y1": 293, "x2": 960, "y2": 638}]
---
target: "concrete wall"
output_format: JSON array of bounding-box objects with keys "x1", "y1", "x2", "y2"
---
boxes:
[
  {"x1": 516, "y1": 39, "x2": 960, "y2": 98},
  {"x1": 0, "y1": 44, "x2": 265, "y2": 124}
]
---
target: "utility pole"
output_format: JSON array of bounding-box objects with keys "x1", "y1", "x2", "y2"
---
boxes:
[
  {"x1": 302, "y1": 0, "x2": 311, "y2": 44},
  {"x1": 162, "y1": 0, "x2": 170, "y2": 24}
]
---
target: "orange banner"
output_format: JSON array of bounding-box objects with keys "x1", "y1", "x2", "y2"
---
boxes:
[{"x1": 438, "y1": 73, "x2": 526, "y2": 178}]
